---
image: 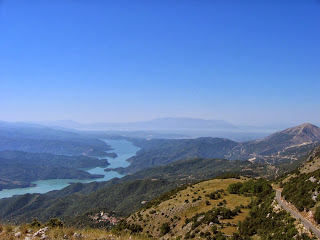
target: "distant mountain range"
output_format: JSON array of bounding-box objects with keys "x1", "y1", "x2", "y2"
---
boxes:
[
  {"x1": 38, "y1": 118, "x2": 238, "y2": 131},
  {"x1": 119, "y1": 123, "x2": 320, "y2": 173},
  {"x1": 32, "y1": 117, "x2": 308, "y2": 141},
  {"x1": 36, "y1": 117, "x2": 303, "y2": 132}
]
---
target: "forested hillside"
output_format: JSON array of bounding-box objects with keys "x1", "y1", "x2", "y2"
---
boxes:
[
  {"x1": 119, "y1": 123, "x2": 320, "y2": 174},
  {"x1": 281, "y1": 146, "x2": 320, "y2": 227},
  {"x1": 0, "y1": 156, "x2": 269, "y2": 224},
  {"x1": 0, "y1": 151, "x2": 109, "y2": 190}
]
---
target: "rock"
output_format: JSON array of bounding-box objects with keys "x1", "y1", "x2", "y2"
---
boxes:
[
  {"x1": 73, "y1": 232, "x2": 83, "y2": 239},
  {"x1": 40, "y1": 235, "x2": 50, "y2": 240},
  {"x1": 309, "y1": 176, "x2": 317, "y2": 183},
  {"x1": 15, "y1": 232, "x2": 22, "y2": 238},
  {"x1": 197, "y1": 215, "x2": 205, "y2": 222},
  {"x1": 33, "y1": 227, "x2": 50, "y2": 237},
  {"x1": 97, "y1": 237, "x2": 108, "y2": 240}
]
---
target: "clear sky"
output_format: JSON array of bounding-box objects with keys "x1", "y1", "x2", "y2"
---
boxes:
[{"x1": 1, "y1": 0, "x2": 319, "y2": 125}]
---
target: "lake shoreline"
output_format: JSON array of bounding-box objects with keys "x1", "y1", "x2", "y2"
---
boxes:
[{"x1": 0, "y1": 139, "x2": 140, "y2": 199}]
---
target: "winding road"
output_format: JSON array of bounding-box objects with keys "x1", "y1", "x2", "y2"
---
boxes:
[{"x1": 276, "y1": 189, "x2": 320, "y2": 239}]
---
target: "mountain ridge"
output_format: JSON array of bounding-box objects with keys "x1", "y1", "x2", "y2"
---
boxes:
[
  {"x1": 120, "y1": 123, "x2": 320, "y2": 173},
  {"x1": 258, "y1": 123, "x2": 320, "y2": 144}
]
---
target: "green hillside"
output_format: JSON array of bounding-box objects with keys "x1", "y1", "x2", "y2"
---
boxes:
[{"x1": 0, "y1": 151, "x2": 109, "y2": 190}]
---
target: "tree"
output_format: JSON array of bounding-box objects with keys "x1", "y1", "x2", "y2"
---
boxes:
[
  {"x1": 227, "y1": 182, "x2": 243, "y2": 194},
  {"x1": 314, "y1": 207, "x2": 320, "y2": 224}
]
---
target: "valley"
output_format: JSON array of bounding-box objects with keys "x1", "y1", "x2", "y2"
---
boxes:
[{"x1": 0, "y1": 122, "x2": 320, "y2": 239}]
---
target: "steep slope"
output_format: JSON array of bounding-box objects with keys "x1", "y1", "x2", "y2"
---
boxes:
[
  {"x1": 244, "y1": 123, "x2": 320, "y2": 154},
  {"x1": 260, "y1": 123, "x2": 320, "y2": 143},
  {"x1": 279, "y1": 146, "x2": 320, "y2": 228},
  {"x1": 119, "y1": 178, "x2": 314, "y2": 239},
  {"x1": 229, "y1": 123, "x2": 320, "y2": 164},
  {"x1": 126, "y1": 178, "x2": 252, "y2": 239},
  {"x1": 299, "y1": 145, "x2": 320, "y2": 174}
]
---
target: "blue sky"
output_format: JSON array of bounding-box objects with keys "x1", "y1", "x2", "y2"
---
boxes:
[{"x1": 1, "y1": 0, "x2": 319, "y2": 125}]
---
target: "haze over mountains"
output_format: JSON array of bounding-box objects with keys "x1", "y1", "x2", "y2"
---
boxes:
[
  {"x1": 37, "y1": 117, "x2": 294, "y2": 132},
  {"x1": 31, "y1": 117, "x2": 313, "y2": 142}
]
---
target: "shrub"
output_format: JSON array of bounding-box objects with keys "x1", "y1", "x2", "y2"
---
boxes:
[
  {"x1": 46, "y1": 218, "x2": 64, "y2": 228},
  {"x1": 5, "y1": 225, "x2": 13, "y2": 233},
  {"x1": 314, "y1": 207, "x2": 320, "y2": 224},
  {"x1": 149, "y1": 209, "x2": 156, "y2": 214},
  {"x1": 227, "y1": 182, "x2": 243, "y2": 194},
  {"x1": 160, "y1": 222, "x2": 171, "y2": 236},
  {"x1": 29, "y1": 218, "x2": 42, "y2": 227}
]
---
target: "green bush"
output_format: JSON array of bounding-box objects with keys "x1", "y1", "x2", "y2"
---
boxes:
[
  {"x1": 314, "y1": 207, "x2": 320, "y2": 224},
  {"x1": 282, "y1": 171, "x2": 320, "y2": 211},
  {"x1": 160, "y1": 222, "x2": 170, "y2": 236},
  {"x1": 29, "y1": 218, "x2": 42, "y2": 227},
  {"x1": 46, "y1": 218, "x2": 63, "y2": 228},
  {"x1": 227, "y1": 182, "x2": 243, "y2": 194}
]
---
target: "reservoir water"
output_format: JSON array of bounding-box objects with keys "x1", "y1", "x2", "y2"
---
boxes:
[{"x1": 0, "y1": 139, "x2": 140, "y2": 199}]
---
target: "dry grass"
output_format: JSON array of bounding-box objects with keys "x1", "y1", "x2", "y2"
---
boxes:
[
  {"x1": 0, "y1": 223, "x2": 149, "y2": 240},
  {"x1": 300, "y1": 156, "x2": 320, "y2": 174},
  {"x1": 128, "y1": 178, "x2": 253, "y2": 239}
]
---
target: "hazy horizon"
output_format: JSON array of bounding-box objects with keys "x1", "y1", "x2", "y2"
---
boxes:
[
  {"x1": 2, "y1": 117, "x2": 318, "y2": 131},
  {"x1": 1, "y1": 1, "x2": 319, "y2": 125}
]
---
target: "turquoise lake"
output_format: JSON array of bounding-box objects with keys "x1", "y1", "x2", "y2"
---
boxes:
[{"x1": 0, "y1": 139, "x2": 140, "y2": 199}]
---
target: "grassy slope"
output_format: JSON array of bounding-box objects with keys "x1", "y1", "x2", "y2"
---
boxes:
[
  {"x1": 0, "y1": 177, "x2": 316, "y2": 240},
  {"x1": 0, "y1": 223, "x2": 147, "y2": 240},
  {"x1": 127, "y1": 178, "x2": 252, "y2": 239}
]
